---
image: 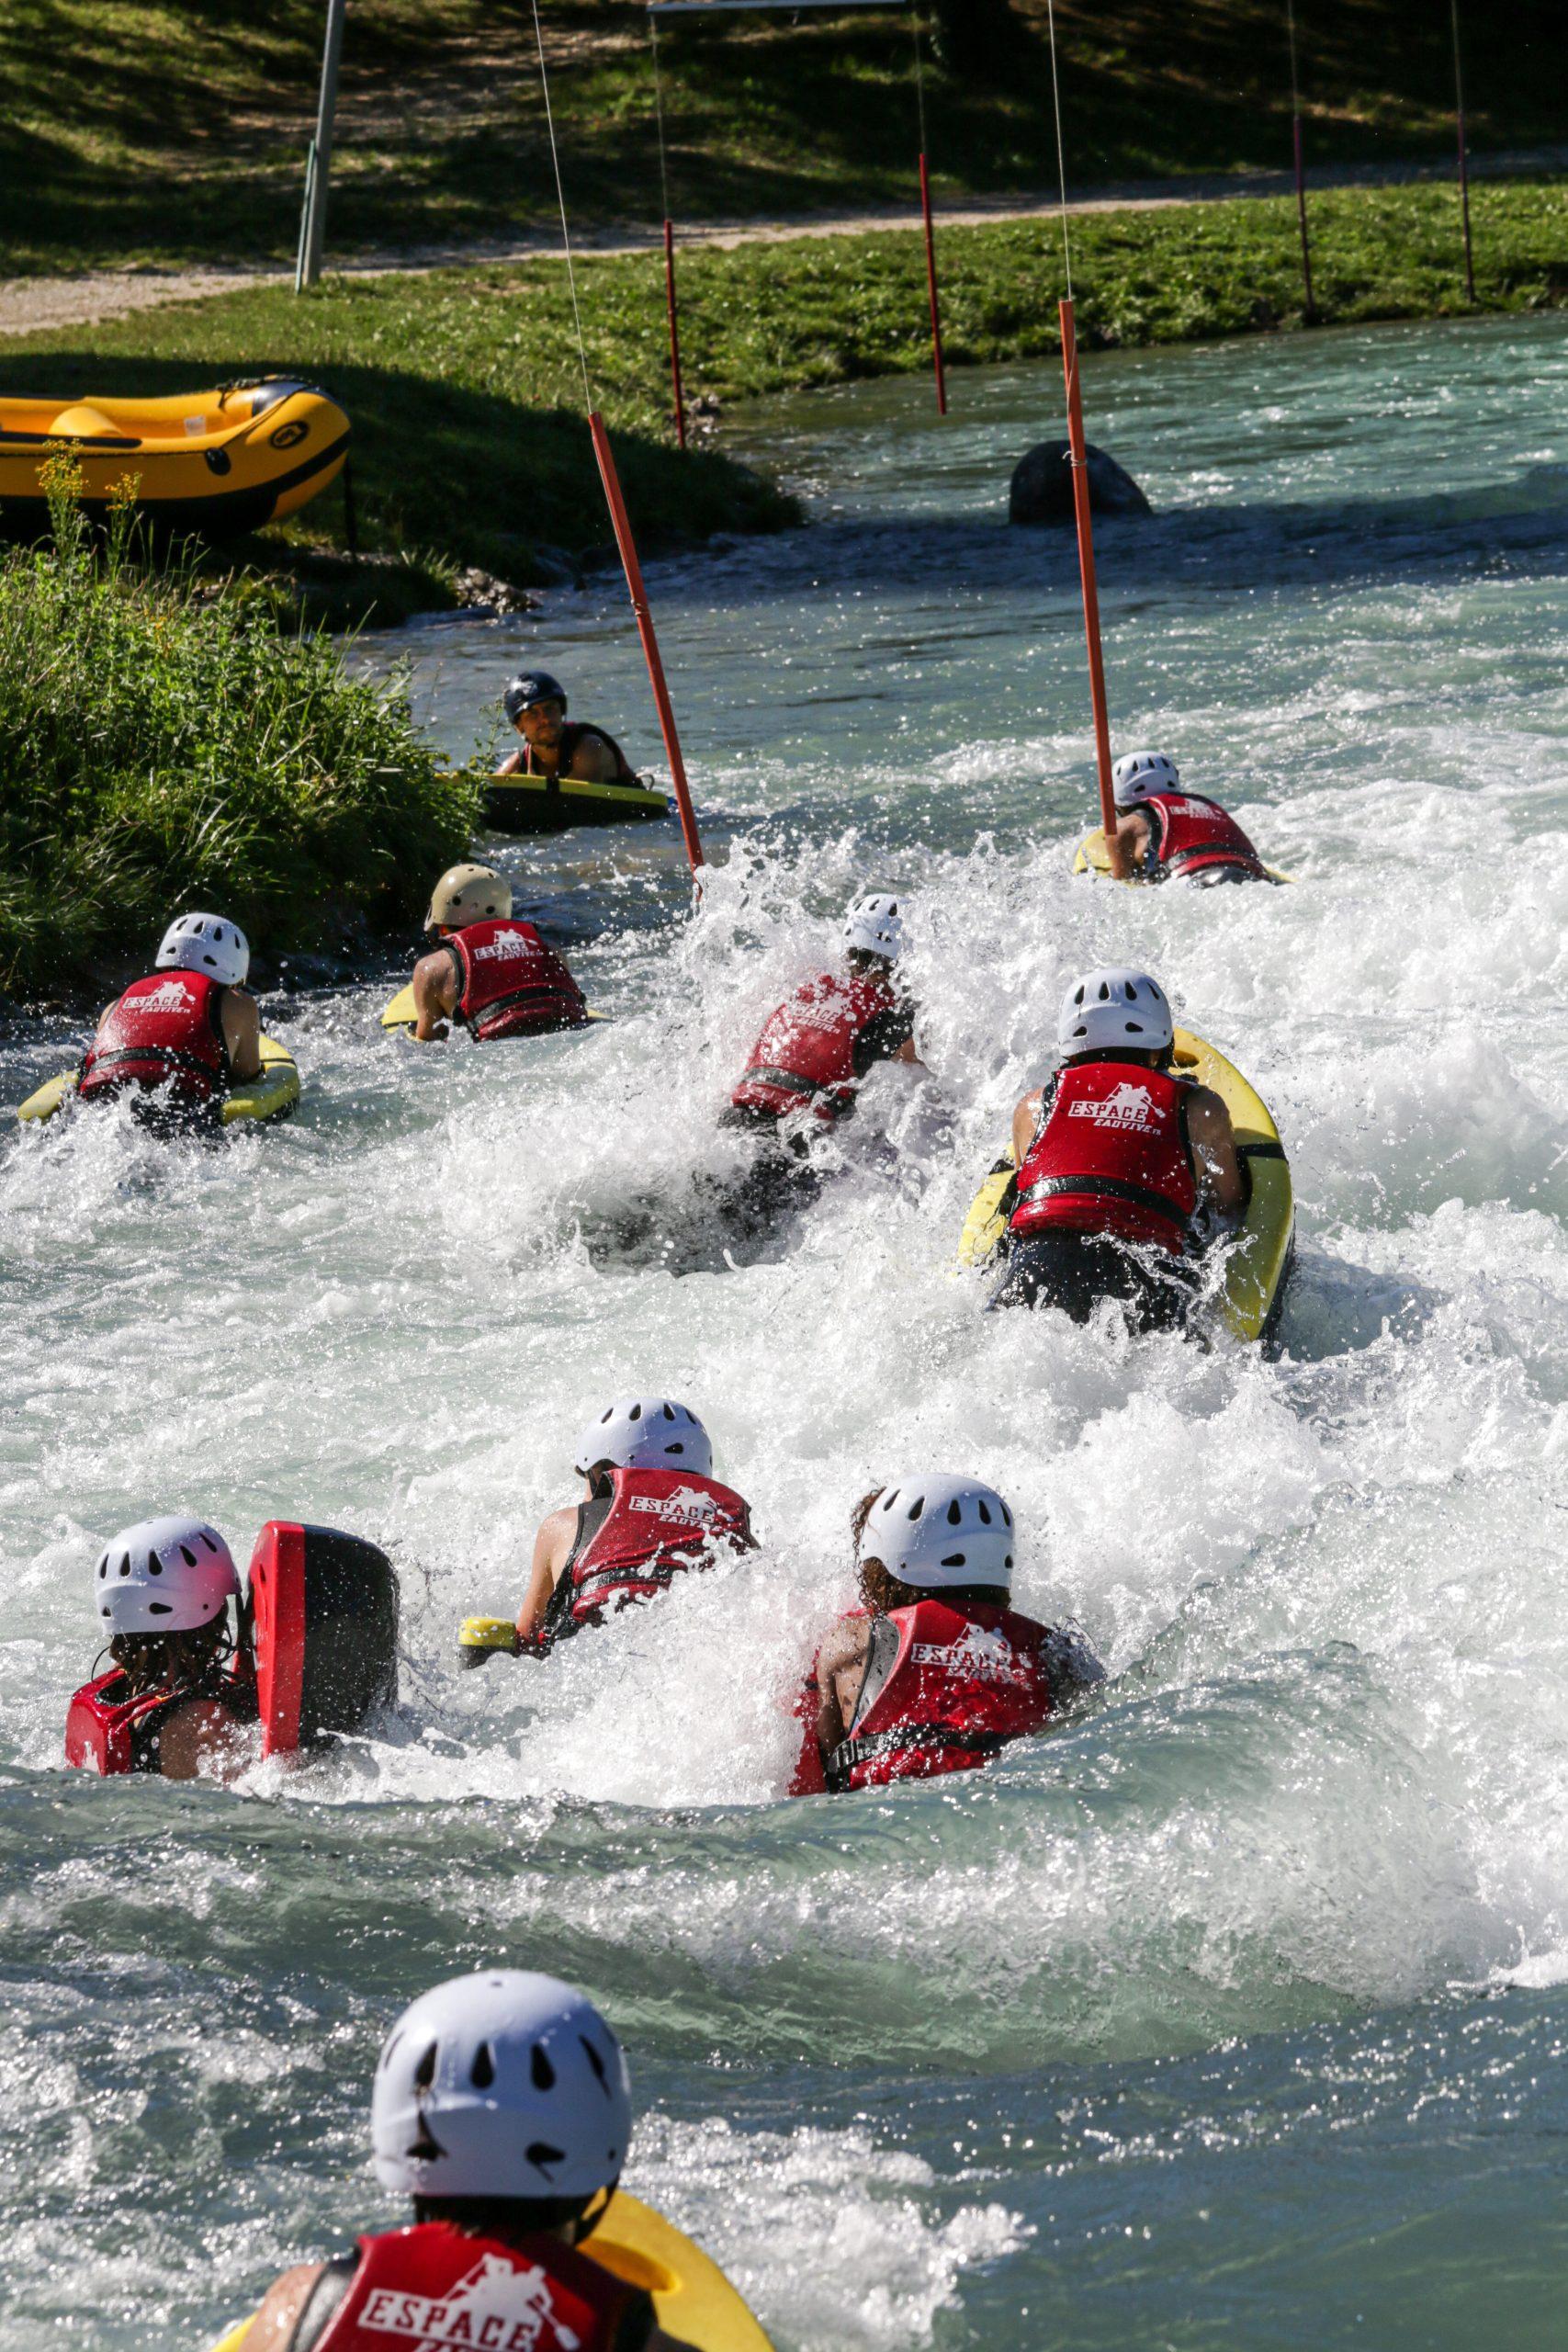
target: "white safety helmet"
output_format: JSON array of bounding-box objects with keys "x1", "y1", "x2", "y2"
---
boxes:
[
  {"x1": 859, "y1": 1475, "x2": 1016, "y2": 1590},
  {"x1": 93, "y1": 1514, "x2": 241, "y2": 1635},
  {"x1": 843, "y1": 892, "x2": 905, "y2": 962},
  {"x1": 371, "y1": 1970, "x2": 633, "y2": 2201},
  {"x1": 1057, "y1": 967, "x2": 1174, "y2": 1057},
  {"x1": 155, "y1": 912, "x2": 250, "y2": 988},
  {"x1": 572, "y1": 1397, "x2": 714, "y2": 1480},
  {"x1": 1111, "y1": 750, "x2": 1180, "y2": 808}
]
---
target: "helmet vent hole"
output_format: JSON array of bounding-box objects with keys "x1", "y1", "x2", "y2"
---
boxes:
[
  {"x1": 941, "y1": 1552, "x2": 966, "y2": 1569},
  {"x1": 97, "y1": 1557, "x2": 107, "y2": 1579},
  {"x1": 668, "y1": 1442, "x2": 684, "y2": 1455},
  {"x1": 580, "y1": 2035, "x2": 611, "y2": 2094},
  {"x1": 531, "y1": 2043, "x2": 556, "y2": 2091},
  {"x1": 149, "y1": 1559, "x2": 163, "y2": 1575},
  {"x1": 179, "y1": 1544, "x2": 197, "y2": 1566},
  {"x1": 413, "y1": 2041, "x2": 439, "y2": 2091},
  {"x1": 977, "y1": 1500, "x2": 992, "y2": 1524},
  {"x1": 661, "y1": 1404, "x2": 674, "y2": 1419},
  {"x1": 628, "y1": 1404, "x2": 643, "y2": 1422},
  {"x1": 118, "y1": 1555, "x2": 131, "y2": 1577},
  {"x1": 946, "y1": 1499, "x2": 962, "y2": 1525},
  {"x1": 1001, "y1": 1503, "x2": 1012, "y2": 1527},
  {"x1": 469, "y1": 2042, "x2": 495, "y2": 2089},
  {"x1": 526, "y1": 2142, "x2": 566, "y2": 2175},
  {"x1": 908, "y1": 1496, "x2": 924, "y2": 1521},
  {"x1": 148, "y1": 1601, "x2": 174, "y2": 1615}
]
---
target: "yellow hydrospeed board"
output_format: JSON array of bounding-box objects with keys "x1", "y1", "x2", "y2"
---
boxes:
[{"x1": 955, "y1": 1027, "x2": 1293, "y2": 1345}]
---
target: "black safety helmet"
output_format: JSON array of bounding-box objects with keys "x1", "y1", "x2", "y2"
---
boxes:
[{"x1": 503, "y1": 671, "x2": 569, "y2": 724}]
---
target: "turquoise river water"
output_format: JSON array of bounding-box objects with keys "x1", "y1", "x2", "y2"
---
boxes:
[{"x1": 5, "y1": 309, "x2": 1568, "y2": 2347}]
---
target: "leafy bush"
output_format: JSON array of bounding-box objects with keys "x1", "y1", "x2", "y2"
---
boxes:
[{"x1": 0, "y1": 470, "x2": 479, "y2": 1000}]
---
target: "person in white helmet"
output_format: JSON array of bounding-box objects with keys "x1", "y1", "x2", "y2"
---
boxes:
[
  {"x1": 791, "y1": 1478, "x2": 1101, "y2": 1795},
  {"x1": 64, "y1": 1515, "x2": 258, "y2": 1781},
  {"x1": 497, "y1": 1399, "x2": 753, "y2": 1656},
  {"x1": 1108, "y1": 750, "x2": 1269, "y2": 888},
  {"x1": 992, "y1": 967, "x2": 1244, "y2": 1327},
  {"x1": 243, "y1": 1969, "x2": 697, "y2": 2351},
  {"x1": 75, "y1": 911, "x2": 262, "y2": 1125},
  {"x1": 409, "y1": 864, "x2": 590, "y2": 1045}
]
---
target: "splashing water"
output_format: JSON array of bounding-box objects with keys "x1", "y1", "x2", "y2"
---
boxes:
[{"x1": 4, "y1": 311, "x2": 1568, "y2": 2349}]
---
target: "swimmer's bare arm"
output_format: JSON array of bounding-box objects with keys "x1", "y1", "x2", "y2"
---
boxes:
[
  {"x1": 1187, "y1": 1085, "x2": 1246, "y2": 1216},
  {"x1": 495, "y1": 747, "x2": 524, "y2": 775},
  {"x1": 516, "y1": 1504, "x2": 577, "y2": 1644},
  {"x1": 221, "y1": 986, "x2": 264, "y2": 1083},
  {"x1": 563, "y1": 732, "x2": 621, "y2": 783},
  {"x1": 411, "y1": 946, "x2": 458, "y2": 1044},
  {"x1": 1114, "y1": 808, "x2": 1152, "y2": 866},
  {"x1": 814, "y1": 1617, "x2": 873, "y2": 1763},
  {"x1": 1010, "y1": 1087, "x2": 1044, "y2": 1169},
  {"x1": 237, "y1": 2260, "x2": 321, "y2": 2346},
  {"x1": 156, "y1": 1698, "x2": 255, "y2": 1784}
]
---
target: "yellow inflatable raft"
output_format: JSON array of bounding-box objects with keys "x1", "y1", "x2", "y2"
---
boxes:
[
  {"x1": 0, "y1": 379, "x2": 348, "y2": 543},
  {"x1": 16, "y1": 1034, "x2": 300, "y2": 1129},
  {"x1": 207, "y1": 2191, "x2": 773, "y2": 2351},
  {"x1": 479, "y1": 768, "x2": 671, "y2": 837},
  {"x1": 1072, "y1": 831, "x2": 1292, "y2": 886},
  {"x1": 957, "y1": 1027, "x2": 1293, "y2": 1345}
]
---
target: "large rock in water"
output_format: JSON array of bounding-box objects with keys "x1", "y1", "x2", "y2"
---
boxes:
[{"x1": 1009, "y1": 438, "x2": 1152, "y2": 526}]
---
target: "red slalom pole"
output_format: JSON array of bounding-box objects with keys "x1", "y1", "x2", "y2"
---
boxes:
[
  {"x1": 1058, "y1": 298, "x2": 1122, "y2": 878},
  {"x1": 663, "y1": 217, "x2": 688, "y2": 448},
  {"x1": 588, "y1": 412, "x2": 705, "y2": 874},
  {"x1": 919, "y1": 152, "x2": 948, "y2": 416}
]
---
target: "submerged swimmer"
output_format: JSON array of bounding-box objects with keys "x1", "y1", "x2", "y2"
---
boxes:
[
  {"x1": 792, "y1": 1477, "x2": 1102, "y2": 1795},
  {"x1": 494, "y1": 669, "x2": 642, "y2": 786},
  {"x1": 1109, "y1": 750, "x2": 1272, "y2": 887},
  {"x1": 243, "y1": 1970, "x2": 700, "y2": 2351},
  {"x1": 989, "y1": 967, "x2": 1245, "y2": 1330},
  {"x1": 717, "y1": 891, "x2": 924, "y2": 1231},
  {"x1": 409, "y1": 864, "x2": 589, "y2": 1045},
  {"x1": 75, "y1": 912, "x2": 261, "y2": 1129},
  {"x1": 459, "y1": 1397, "x2": 753, "y2": 1664},
  {"x1": 66, "y1": 1515, "x2": 257, "y2": 1781}
]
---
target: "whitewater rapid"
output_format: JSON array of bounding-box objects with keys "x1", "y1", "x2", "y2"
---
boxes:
[{"x1": 5, "y1": 310, "x2": 1568, "y2": 2348}]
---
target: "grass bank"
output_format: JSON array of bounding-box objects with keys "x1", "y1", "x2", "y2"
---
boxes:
[
  {"x1": 4, "y1": 179, "x2": 1561, "y2": 588},
  {"x1": 0, "y1": 492, "x2": 480, "y2": 1005},
  {"x1": 1, "y1": 0, "x2": 1562, "y2": 274}
]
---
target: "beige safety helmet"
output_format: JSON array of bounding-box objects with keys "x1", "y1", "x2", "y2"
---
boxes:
[{"x1": 426, "y1": 863, "x2": 513, "y2": 931}]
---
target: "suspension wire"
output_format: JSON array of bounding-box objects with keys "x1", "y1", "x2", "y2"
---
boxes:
[
  {"x1": 1043, "y1": 0, "x2": 1074, "y2": 299},
  {"x1": 649, "y1": 12, "x2": 673, "y2": 227},
  {"x1": 528, "y1": 0, "x2": 593, "y2": 413},
  {"x1": 908, "y1": 4, "x2": 929, "y2": 158}
]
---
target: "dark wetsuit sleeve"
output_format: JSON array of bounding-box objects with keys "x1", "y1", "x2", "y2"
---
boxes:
[
  {"x1": 610, "y1": 2287, "x2": 659, "y2": 2352},
  {"x1": 851, "y1": 998, "x2": 916, "y2": 1077},
  {"x1": 288, "y1": 2249, "x2": 359, "y2": 2350}
]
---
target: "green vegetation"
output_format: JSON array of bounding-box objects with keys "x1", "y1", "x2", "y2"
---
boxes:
[
  {"x1": 0, "y1": 0, "x2": 1561, "y2": 275},
  {"x1": 4, "y1": 179, "x2": 1560, "y2": 589},
  {"x1": 0, "y1": 468, "x2": 480, "y2": 1003}
]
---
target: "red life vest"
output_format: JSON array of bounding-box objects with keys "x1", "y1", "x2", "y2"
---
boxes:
[
  {"x1": 449, "y1": 921, "x2": 587, "y2": 1043},
  {"x1": 1009, "y1": 1059, "x2": 1198, "y2": 1256},
  {"x1": 822, "y1": 1599, "x2": 1057, "y2": 1791},
  {"x1": 77, "y1": 970, "x2": 228, "y2": 1108},
  {"x1": 63, "y1": 1661, "x2": 254, "y2": 1775},
  {"x1": 1143, "y1": 791, "x2": 1267, "y2": 883},
  {"x1": 310, "y1": 2221, "x2": 651, "y2": 2352},
  {"x1": 549, "y1": 1466, "x2": 752, "y2": 1639},
  {"x1": 729, "y1": 969, "x2": 898, "y2": 1124}
]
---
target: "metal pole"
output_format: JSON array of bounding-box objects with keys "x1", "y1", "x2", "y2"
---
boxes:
[
  {"x1": 1058, "y1": 299, "x2": 1122, "y2": 876},
  {"x1": 588, "y1": 413, "x2": 706, "y2": 873},
  {"x1": 919, "y1": 153, "x2": 948, "y2": 416},
  {"x1": 300, "y1": 0, "x2": 348, "y2": 289},
  {"x1": 294, "y1": 140, "x2": 318, "y2": 296},
  {"x1": 1285, "y1": 0, "x2": 1316, "y2": 321},
  {"x1": 664, "y1": 219, "x2": 688, "y2": 447},
  {"x1": 1450, "y1": 0, "x2": 1476, "y2": 302}
]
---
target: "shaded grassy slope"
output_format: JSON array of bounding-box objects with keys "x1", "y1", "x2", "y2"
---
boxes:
[
  {"x1": 2, "y1": 179, "x2": 1560, "y2": 585},
  {"x1": 1, "y1": 0, "x2": 1562, "y2": 274}
]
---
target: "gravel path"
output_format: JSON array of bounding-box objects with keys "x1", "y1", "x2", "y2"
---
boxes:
[{"x1": 0, "y1": 145, "x2": 1560, "y2": 344}]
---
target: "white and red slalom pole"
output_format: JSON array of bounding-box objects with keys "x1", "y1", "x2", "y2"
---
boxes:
[
  {"x1": 589, "y1": 413, "x2": 705, "y2": 875},
  {"x1": 1058, "y1": 299, "x2": 1123, "y2": 879}
]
